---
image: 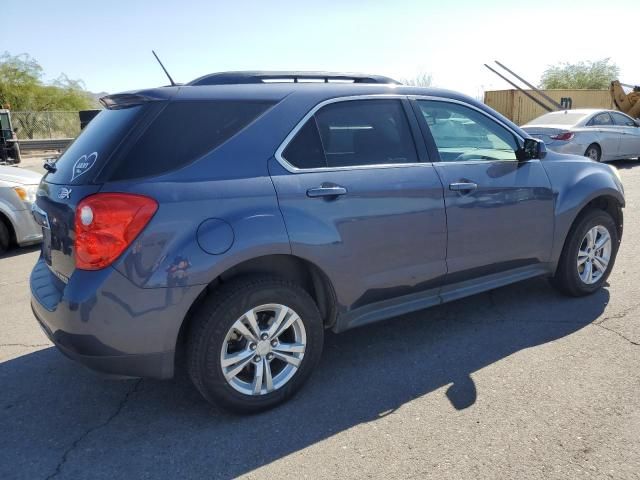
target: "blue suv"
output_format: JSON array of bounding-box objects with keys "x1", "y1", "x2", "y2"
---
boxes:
[{"x1": 30, "y1": 72, "x2": 625, "y2": 412}]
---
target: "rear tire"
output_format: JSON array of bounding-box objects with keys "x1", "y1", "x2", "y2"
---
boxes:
[
  {"x1": 187, "y1": 276, "x2": 324, "y2": 413},
  {"x1": 551, "y1": 209, "x2": 619, "y2": 296},
  {"x1": 584, "y1": 144, "x2": 601, "y2": 162}
]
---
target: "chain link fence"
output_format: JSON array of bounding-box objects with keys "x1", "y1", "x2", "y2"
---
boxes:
[{"x1": 11, "y1": 111, "x2": 81, "y2": 140}]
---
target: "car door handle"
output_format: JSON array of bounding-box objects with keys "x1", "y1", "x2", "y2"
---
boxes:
[
  {"x1": 307, "y1": 185, "x2": 348, "y2": 198},
  {"x1": 449, "y1": 182, "x2": 478, "y2": 192}
]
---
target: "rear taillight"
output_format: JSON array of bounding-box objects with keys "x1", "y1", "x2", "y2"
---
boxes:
[
  {"x1": 75, "y1": 193, "x2": 157, "y2": 270},
  {"x1": 550, "y1": 132, "x2": 575, "y2": 141}
]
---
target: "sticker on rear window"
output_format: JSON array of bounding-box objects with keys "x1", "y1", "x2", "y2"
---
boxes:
[{"x1": 71, "y1": 152, "x2": 98, "y2": 181}]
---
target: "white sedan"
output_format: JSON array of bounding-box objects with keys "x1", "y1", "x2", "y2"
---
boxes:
[
  {"x1": 522, "y1": 109, "x2": 640, "y2": 162},
  {"x1": 0, "y1": 165, "x2": 42, "y2": 254}
]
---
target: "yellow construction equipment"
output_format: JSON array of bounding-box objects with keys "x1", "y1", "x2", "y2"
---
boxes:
[{"x1": 610, "y1": 80, "x2": 640, "y2": 119}]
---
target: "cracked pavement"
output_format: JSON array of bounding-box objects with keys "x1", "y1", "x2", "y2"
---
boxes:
[{"x1": 0, "y1": 160, "x2": 639, "y2": 479}]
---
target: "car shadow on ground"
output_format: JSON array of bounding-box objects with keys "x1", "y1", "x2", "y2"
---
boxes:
[
  {"x1": 0, "y1": 277, "x2": 609, "y2": 479},
  {"x1": 0, "y1": 244, "x2": 39, "y2": 260},
  {"x1": 610, "y1": 158, "x2": 640, "y2": 170}
]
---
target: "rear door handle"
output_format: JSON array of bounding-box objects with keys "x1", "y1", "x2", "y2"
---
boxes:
[
  {"x1": 449, "y1": 182, "x2": 478, "y2": 192},
  {"x1": 307, "y1": 185, "x2": 348, "y2": 198}
]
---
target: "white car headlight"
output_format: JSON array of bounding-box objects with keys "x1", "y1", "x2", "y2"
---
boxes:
[{"x1": 13, "y1": 185, "x2": 38, "y2": 204}]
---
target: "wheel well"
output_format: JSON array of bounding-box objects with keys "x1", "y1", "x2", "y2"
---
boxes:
[
  {"x1": 575, "y1": 195, "x2": 623, "y2": 239},
  {"x1": 175, "y1": 255, "x2": 338, "y2": 365},
  {"x1": 0, "y1": 211, "x2": 16, "y2": 246}
]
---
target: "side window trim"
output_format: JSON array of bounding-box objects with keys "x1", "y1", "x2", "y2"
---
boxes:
[
  {"x1": 275, "y1": 95, "x2": 427, "y2": 173},
  {"x1": 401, "y1": 98, "x2": 430, "y2": 163},
  {"x1": 409, "y1": 98, "x2": 443, "y2": 162},
  {"x1": 409, "y1": 96, "x2": 525, "y2": 163}
]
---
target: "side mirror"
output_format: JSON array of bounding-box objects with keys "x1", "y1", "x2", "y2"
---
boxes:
[{"x1": 517, "y1": 138, "x2": 546, "y2": 161}]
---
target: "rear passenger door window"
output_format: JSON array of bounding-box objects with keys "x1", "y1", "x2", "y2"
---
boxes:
[
  {"x1": 589, "y1": 112, "x2": 614, "y2": 127},
  {"x1": 281, "y1": 99, "x2": 418, "y2": 169}
]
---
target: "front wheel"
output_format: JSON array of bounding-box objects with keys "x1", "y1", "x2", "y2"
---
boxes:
[
  {"x1": 0, "y1": 220, "x2": 10, "y2": 255},
  {"x1": 551, "y1": 209, "x2": 619, "y2": 296},
  {"x1": 187, "y1": 276, "x2": 324, "y2": 413}
]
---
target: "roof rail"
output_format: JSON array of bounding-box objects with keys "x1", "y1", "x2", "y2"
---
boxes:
[{"x1": 188, "y1": 71, "x2": 400, "y2": 86}]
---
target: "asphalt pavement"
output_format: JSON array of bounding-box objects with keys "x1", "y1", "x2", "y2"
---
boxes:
[{"x1": 1, "y1": 159, "x2": 638, "y2": 479}]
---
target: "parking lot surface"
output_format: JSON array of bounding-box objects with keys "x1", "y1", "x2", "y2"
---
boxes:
[{"x1": 1, "y1": 159, "x2": 639, "y2": 480}]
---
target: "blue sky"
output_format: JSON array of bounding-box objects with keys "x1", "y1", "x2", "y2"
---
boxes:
[{"x1": 4, "y1": 0, "x2": 639, "y2": 96}]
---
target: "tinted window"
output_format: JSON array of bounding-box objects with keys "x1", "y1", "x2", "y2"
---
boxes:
[
  {"x1": 611, "y1": 112, "x2": 635, "y2": 126},
  {"x1": 282, "y1": 118, "x2": 327, "y2": 169},
  {"x1": 44, "y1": 106, "x2": 142, "y2": 185},
  {"x1": 418, "y1": 101, "x2": 518, "y2": 162},
  {"x1": 315, "y1": 100, "x2": 418, "y2": 167},
  {"x1": 589, "y1": 112, "x2": 613, "y2": 126},
  {"x1": 108, "y1": 100, "x2": 274, "y2": 181}
]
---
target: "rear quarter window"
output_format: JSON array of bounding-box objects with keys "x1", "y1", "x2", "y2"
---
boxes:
[{"x1": 106, "y1": 100, "x2": 275, "y2": 181}]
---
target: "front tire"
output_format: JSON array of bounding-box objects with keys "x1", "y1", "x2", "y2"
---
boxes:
[
  {"x1": 551, "y1": 209, "x2": 619, "y2": 296},
  {"x1": 0, "y1": 220, "x2": 10, "y2": 255},
  {"x1": 187, "y1": 276, "x2": 324, "y2": 413}
]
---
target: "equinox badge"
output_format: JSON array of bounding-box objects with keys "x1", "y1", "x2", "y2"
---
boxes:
[{"x1": 58, "y1": 188, "x2": 72, "y2": 200}]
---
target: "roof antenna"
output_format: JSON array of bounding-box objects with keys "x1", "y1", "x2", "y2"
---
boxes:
[{"x1": 152, "y1": 50, "x2": 176, "y2": 86}]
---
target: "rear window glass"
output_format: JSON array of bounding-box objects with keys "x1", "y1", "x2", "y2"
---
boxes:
[
  {"x1": 107, "y1": 100, "x2": 274, "y2": 181},
  {"x1": 526, "y1": 112, "x2": 588, "y2": 126},
  {"x1": 44, "y1": 106, "x2": 142, "y2": 185}
]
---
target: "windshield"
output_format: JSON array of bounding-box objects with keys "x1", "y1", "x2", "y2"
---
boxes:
[
  {"x1": 0, "y1": 113, "x2": 10, "y2": 130},
  {"x1": 526, "y1": 112, "x2": 588, "y2": 126}
]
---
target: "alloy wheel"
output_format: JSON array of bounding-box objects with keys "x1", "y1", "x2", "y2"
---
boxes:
[
  {"x1": 586, "y1": 147, "x2": 600, "y2": 161},
  {"x1": 220, "y1": 304, "x2": 307, "y2": 396},
  {"x1": 577, "y1": 225, "x2": 611, "y2": 285}
]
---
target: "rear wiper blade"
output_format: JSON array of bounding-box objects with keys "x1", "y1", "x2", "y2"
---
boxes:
[{"x1": 43, "y1": 159, "x2": 57, "y2": 173}]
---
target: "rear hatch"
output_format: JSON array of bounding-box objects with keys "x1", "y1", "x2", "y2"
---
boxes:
[
  {"x1": 33, "y1": 90, "x2": 277, "y2": 282},
  {"x1": 33, "y1": 99, "x2": 151, "y2": 281}
]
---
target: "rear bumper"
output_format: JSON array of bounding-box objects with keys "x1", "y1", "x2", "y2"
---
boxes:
[
  {"x1": 30, "y1": 256, "x2": 204, "y2": 379},
  {"x1": 32, "y1": 304, "x2": 173, "y2": 378}
]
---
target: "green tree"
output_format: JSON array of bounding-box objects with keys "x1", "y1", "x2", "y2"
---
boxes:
[
  {"x1": 539, "y1": 58, "x2": 620, "y2": 89},
  {"x1": 0, "y1": 52, "x2": 97, "y2": 138},
  {"x1": 402, "y1": 72, "x2": 433, "y2": 87}
]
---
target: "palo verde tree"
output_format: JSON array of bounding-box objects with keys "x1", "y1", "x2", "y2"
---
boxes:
[
  {"x1": 539, "y1": 58, "x2": 620, "y2": 90},
  {"x1": 402, "y1": 72, "x2": 433, "y2": 87},
  {"x1": 0, "y1": 52, "x2": 97, "y2": 138}
]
